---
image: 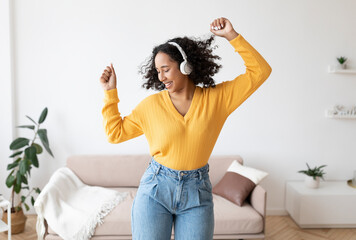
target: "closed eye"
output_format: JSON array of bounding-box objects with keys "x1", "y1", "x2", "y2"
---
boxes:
[{"x1": 157, "y1": 70, "x2": 170, "y2": 74}]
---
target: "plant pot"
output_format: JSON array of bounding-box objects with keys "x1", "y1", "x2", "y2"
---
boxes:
[
  {"x1": 338, "y1": 63, "x2": 347, "y2": 69},
  {"x1": 1, "y1": 207, "x2": 27, "y2": 234},
  {"x1": 304, "y1": 175, "x2": 320, "y2": 188}
]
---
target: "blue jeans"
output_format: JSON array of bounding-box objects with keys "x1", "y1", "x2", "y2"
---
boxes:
[{"x1": 131, "y1": 156, "x2": 214, "y2": 240}]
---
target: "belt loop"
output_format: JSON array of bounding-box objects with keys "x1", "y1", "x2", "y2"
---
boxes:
[
  {"x1": 199, "y1": 171, "x2": 202, "y2": 180},
  {"x1": 155, "y1": 165, "x2": 161, "y2": 176}
]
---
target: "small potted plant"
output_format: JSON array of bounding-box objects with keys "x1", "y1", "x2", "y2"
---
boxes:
[
  {"x1": 2, "y1": 107, "x2": 54, "y2": 234},
  {"x1": 337, "y1": 56, "x2": 347, "y2": 69},
  {"x1": 298, "y1": 163, "x2": 327, "y2": 189}
]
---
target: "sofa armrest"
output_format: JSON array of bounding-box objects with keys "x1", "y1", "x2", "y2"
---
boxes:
[{"x1": 249, "y1": 185, "x2": 266, "y2": 217}]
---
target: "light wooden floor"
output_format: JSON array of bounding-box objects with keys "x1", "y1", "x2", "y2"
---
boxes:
[{"x1": 1, "y1": 215, "x2": 356, "y2": 240}]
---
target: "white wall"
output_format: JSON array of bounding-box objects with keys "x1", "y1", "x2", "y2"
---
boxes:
[
  {"x1": 0, "y1": 0, "x2": 18, "y2": 213},
  {"x1": 1, "y1": 0, "x2": 356, "y2": 215}
]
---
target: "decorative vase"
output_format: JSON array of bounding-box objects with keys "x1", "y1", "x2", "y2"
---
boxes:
[
  {"x1": 304, "y1": 176, "x2": 320, "y2": 188},
  {"x1": 1, "y1": 207, "x2": 27, "y2": 234}
]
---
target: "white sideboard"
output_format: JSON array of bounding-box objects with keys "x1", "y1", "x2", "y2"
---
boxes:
[{"x1": 285, "y1": 181, "x2": 356, "y2": 228}]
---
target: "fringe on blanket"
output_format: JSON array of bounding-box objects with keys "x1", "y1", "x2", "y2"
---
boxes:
[
  {"x1": 36, "y1": 192, "x2": 128, "y2": 240},
  {"x1": 72, "y1": 192, "x2": 129, "y2": 240},
  {"x1": 36, "y1": 211, "x2": 46, "y2": 240}
]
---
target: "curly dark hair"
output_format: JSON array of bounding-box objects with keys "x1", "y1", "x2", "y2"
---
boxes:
[{"x1": 139, "y1": 34, "x2": 222, "y2": 91}]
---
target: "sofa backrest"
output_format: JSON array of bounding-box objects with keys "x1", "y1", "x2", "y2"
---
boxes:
[{"x1": 66, "y1": 154, "x2": 243, "y2": 187}]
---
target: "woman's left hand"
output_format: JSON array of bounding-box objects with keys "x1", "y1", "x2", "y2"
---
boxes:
[{"x1": 210, "y1": 17, "x2": 239, "y2": 41}]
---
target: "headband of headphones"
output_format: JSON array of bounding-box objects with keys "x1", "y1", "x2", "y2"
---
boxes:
[
  {"x1": 168, "y1": 42, "x2": 188, "y2": 61},
  {"x1": 167, "y1": 41, "x2": 193, "y2": 75}
]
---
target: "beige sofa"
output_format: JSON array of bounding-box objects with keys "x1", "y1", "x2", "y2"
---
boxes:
[{"x1": 43, "y1": 154, "x2": 266, "y2": 240}]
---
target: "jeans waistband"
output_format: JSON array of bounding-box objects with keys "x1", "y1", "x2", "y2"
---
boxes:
[{"x1": 149, "y1": 156, "x2": 209, "y2": 180}]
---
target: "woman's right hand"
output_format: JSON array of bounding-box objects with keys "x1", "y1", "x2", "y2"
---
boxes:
[{"x1": 100, "y1": 63, "x2": 117, "y2": 91}]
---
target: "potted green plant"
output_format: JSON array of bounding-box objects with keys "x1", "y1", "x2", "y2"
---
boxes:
[
  {"x1": 337, "y1": 56, "x2": 347, "y2": 69},
  {"x1": 298, "y1": 163, "x2": 327, "y2": 189},
  {"x1": 2, "y1": 107, "x2": 54, "y2": 234}
]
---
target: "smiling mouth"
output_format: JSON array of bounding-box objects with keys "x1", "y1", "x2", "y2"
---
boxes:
[{"x1": 165, "y1": 82, "x2": 173, "y2": 88}]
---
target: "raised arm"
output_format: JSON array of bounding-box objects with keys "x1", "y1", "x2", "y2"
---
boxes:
[
  {"x1": 102, "y1": 89, "x2": 144, "y2": 143},
  {"x1": 211, "y1": 17, "x2": 272, "y2": 116},
  {"x1": 100, "y1": 64, "x2": 144, "y2": 143}
]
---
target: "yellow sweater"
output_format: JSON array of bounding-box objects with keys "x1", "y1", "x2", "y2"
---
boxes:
[{"x1": 102, "y1": 34, "x2": 272, "y2": 170}]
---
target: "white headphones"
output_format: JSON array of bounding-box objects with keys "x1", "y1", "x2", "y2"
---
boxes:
[{"x1": 167, "y1": 41, "x2": 193, "y2": 75}]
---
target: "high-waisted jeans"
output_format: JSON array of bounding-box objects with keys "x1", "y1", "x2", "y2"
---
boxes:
[{"x1": 131, "y1": 156, "x2": 214, "y2": 240}]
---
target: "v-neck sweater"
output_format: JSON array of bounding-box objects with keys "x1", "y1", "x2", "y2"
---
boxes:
[{"x1": 102, "y1": 34, "x2": 272, "y2": 170}]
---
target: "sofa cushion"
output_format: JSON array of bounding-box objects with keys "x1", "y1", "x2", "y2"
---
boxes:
[
  {"x1": 212, "y1": 160, "x2": 268, "y2": 206},
  {"x1": 213, "y1": 194, "x2": 263, "y2": 234},
  {"x1": 48, "y1": 187, "x2": 263, "y2": 236}
]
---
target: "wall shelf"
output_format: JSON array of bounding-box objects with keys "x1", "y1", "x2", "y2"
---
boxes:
[
  {"x1": 325, "y1": 110, "x2": 356, "y2": 119},
  {"x1": 328, "y1": 65, "x2": 356, "y2": 74},
  {"x1": 325, "y1": 105, "x2": 356, "y2": 119}
]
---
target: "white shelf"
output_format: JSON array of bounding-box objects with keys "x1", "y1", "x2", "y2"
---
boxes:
[
  {"x1": 328, "y1": 65, "x2": 356, "y2": 74},
  {"x1": 325, "y1": 109, "x2": 356, "y2": 119}
]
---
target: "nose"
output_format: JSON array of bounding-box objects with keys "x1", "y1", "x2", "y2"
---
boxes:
[{"x1": 159, "y1": 72, "x2": 166, "y2": 81}]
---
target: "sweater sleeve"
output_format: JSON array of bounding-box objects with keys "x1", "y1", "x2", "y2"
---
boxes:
[
  {"x1": 221, "y1": 34, "x2": 272, "y2": 116},
  {"x1": 102, "y1": 88, "x2": 144, "y2": 144}
]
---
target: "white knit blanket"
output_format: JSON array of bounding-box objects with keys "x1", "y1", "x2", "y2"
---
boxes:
[{"x1": 34, "y1": 167, "x2": 128, "y2": 240}]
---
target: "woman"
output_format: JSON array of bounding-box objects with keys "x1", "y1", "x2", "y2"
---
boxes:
[{"x1": 100, "y1": 17, "x2": 271, "y2": 240}]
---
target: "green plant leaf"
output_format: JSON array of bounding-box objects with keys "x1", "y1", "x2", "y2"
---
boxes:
[
  {"x1": 9, "y1": 151, "x2": 23, "y2": 158},
  {"x1": 16, "y1": 125, "x2": 35, "y2": 130},
  {"x1": 14, "y1": 181, "x2": 21, "y2": 193},
  {"x1": 38, "y1": 129, "x2": 54, "y2": 157},
  {"x1": 28, "y1": 166, "x2": 32, "y2": 178},
  {"x1": 16, "y1": 171, "x2": 22, "y2": 186},
  {"x1": 7, "y1": 161, "x2": 19, "y2": 170},
  {"x1": 21, "y1": 186, "x2": 29, "y2": 190},
  {"x1": 38, "y1": 107, "x2": 48, "y2": 124},
  {"x1": 35, "y1": 188, "x2": 41, "y2": 194},
  {"x1": 299, "y1": 163, "x2": 327, "y2": 177},
  {"x1": 21, "y1": 196, "x2": 26, "y2": 203},
  {"x1": 31, "y1": 196, "x2": 35, "y2": 206},
  {"x1": 25, "y1": 146, "x2": 39, "y2": 167},
  {"x1": 24, "y1": 203, "x2": 29, "y2": 211},
  {"x1": 6, "y1": 173, "x2": 15, "y2": 188},
  {"x1": 21, "y1": 175, "x2": 28, "y2": 184},
  {"x1": 26, "y1": 115, "x2": 37, "y2": 125},
  {"x1": 306, "y1": 163, "x2": 311, "y2": 170},
  {"x1": 10, "y1": 138, "x2": 30, "y2": 150},
  {"x1": 19, "y1": 159, "x2": 28, "y2": 175},
  {"x1": 32, "y1": 143, "x2": 43, "y2": 154}
]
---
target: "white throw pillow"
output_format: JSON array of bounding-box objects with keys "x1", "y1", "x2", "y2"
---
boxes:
[{"x1": 227, "y1": 160, "x2": 269, "y2": 184}]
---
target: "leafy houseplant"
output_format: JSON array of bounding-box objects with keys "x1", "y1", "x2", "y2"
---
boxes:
[
  {"x1": 298, "y1": 163, "x2": 327, "y2": 188},
  {"x1": 336, "y1": 56, "x2": 347, "y2": 69},
  {"x1": 3, "y1": 107, "x2": 54, "y2": 234}
]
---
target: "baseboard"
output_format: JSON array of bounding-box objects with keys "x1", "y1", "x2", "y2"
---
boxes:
[{"x1": 266, "y1": 208, "x2": 288, "y2": 216}]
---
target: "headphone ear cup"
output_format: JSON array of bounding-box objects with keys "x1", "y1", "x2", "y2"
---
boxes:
[
  {"x1": 180, "y1": 61, "x2": 193, "y2": 75},
  {"x1": 180, "y1": 61, "x2": 187, "y2": 75}
]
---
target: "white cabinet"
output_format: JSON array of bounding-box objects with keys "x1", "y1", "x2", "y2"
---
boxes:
[
  {"x1": 285, "y1": 181, "x2": 356, "y2": 228},
  {"x1": 0, "y1": 196, "x2": 11, "y2": 240}
]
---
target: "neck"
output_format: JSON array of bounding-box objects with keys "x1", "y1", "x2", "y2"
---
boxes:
[{"x1": 168, "y1": 80, "x2": 196, "y2": 101}]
